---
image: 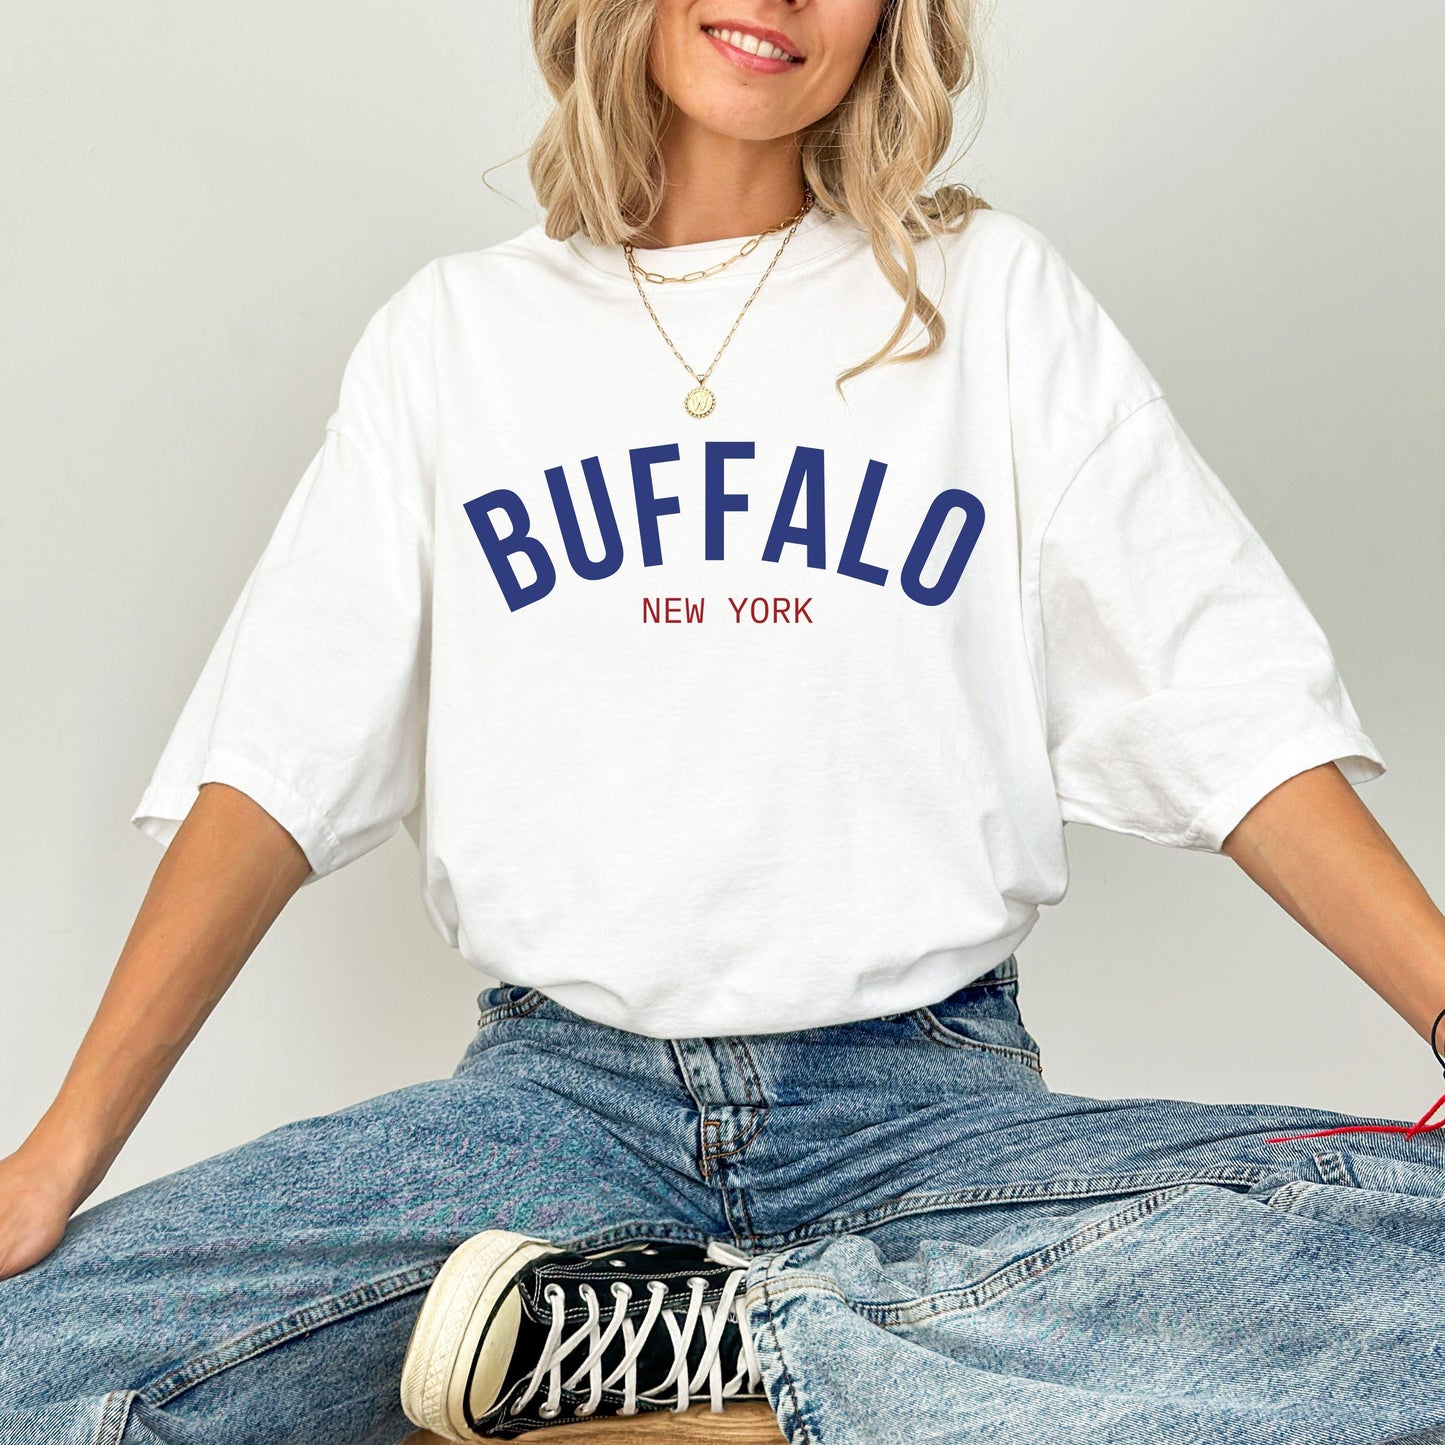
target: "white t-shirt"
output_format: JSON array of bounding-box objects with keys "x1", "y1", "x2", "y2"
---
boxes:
[{"x1": 130, "y1": 203, "x2": 1385, "y2": 1037}]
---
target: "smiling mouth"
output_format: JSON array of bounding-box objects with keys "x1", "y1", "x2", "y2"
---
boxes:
[{"x1": 701, "y1": 23, "x2": 805, "y2": 63}]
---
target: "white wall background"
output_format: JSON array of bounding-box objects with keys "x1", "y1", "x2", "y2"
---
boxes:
[{"x1": 2, "y1": 1, "x2": 1441, "y2": 1209}]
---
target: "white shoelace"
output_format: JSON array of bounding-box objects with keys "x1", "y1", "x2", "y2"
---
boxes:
[{"x1": 508, "y1": 1266, "x2": 763, "y2": 1420}]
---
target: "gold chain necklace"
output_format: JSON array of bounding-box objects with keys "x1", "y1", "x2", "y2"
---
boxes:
[
  {"x1": 623, "y1": 189, "x2": 815, "y2": 418},
  {"x1": 626, "y1": 195, "x2": 810, "y2": 285}
]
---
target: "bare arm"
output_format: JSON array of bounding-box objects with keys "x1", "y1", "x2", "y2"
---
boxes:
[
  {"x1": 11, "y1": 781, "x2": 312, "y2": 1212},
  {"x1": 1221, "y1": 761, "x2": 1445, "y2": 1050}
]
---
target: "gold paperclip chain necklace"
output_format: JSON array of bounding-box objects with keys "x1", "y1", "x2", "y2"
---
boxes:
[{"x1": 623, "y1": 187, "x2": 815, "y2": 419}]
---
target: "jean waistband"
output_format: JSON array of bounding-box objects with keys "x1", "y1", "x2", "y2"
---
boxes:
[{"x1": 486, "y1": 952, "x2": 1022, "y2": 1038}]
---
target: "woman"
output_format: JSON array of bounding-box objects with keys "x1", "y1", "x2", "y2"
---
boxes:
[{"x1": 3, "y1": 0, "x2": 1443, "y2": 1440}]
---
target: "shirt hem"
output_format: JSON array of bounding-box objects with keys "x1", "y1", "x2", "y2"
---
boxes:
[
  {"x1": 130, "y1": 748, "x2": 346, "y2": 885},
  {"x1": 487, "y1": 914, "x2": 1042, "y2": 1039},
  {"x1": 1183, "y1": 727, "x2": 1387, "y2": 854}
]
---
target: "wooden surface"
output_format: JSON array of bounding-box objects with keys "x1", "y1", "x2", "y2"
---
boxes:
[{"x1": 403, "y1": 1400, "x2": 785, "y2": 1440}]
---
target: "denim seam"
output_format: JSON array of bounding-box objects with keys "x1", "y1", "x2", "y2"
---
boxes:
[
  {"x1": 697, "y1": 1126, "x2": 715, "y2": 1182},
  {"x1": 1263, "y1": 1177, "x2": 1319, "y2": 1213},
  {"x1": 662, "y1": 1040, "x2": 700, "y2": 1105},
  {"x1": 720, "y1": 1039, "x2": 757, "y2": 1106},
  {"x1": 92, "y1": 1388, "x2": 136, "y2": 1445},
  {"x1": 699, "y1": 1114, "x2": 719, "y2": 1179},
  {"x1": 910, "y1": 1004, "x2": 1044, "y2": 1072},
  {"x1": 975, "y1": 955, "x2": 1020, "y2": 986},
  {"x1": 716, "y1": 1172, "x2": 757, "y2": 1250},
  {"x1": 701, "y1": 1106, "x2": 769, "y2": 1164},
  {"x1": 755, "y1": 1274, "x2": 816, "y2": 1445},
  {"x1": 136, "y1": 1262, "x2": 444, "y2": 1407},
  {"x1": 669, "y1": 1040, "x2": 708, "y2": 1107},
  {"x1": 1312, "y1": 1148, "x2": 1358, "y2": 1187},
  {"x1": 879, "y1": 977, "x2": 1018, "y2": 1022},
  {"x1": 730, "y1": 1164, "x2": 765, "y2": 1249},
  {"x1": 763, "y1": 1182, "x2": 1213, "y2": 1324},
  {"x1": 731, "y1": 1037, "x2": 770, "y2": 1108},
  {"x1": 735, "y1": 1191, "x2": 762, "y2": 1249},
  {"x1": 722, "y1": 1040, "x2": 768, "y2": 1103},
  {"x1": 474, "y1": 989, "x2": 547, "y2": 1029},
  {"x1": 746, "y1": 1163, "x2": 1274, "y2": 1250}
]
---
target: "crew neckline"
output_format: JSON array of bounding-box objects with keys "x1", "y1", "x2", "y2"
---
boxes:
[{"x1": 562, "y1": 202, "x2": 866, "y2": 284}]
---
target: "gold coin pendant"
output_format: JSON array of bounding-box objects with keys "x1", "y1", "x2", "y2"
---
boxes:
[{"x1": 684, "y1": 385, "x2": 716, "y2": 419}]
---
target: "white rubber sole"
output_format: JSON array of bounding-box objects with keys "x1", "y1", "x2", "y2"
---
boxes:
[{"x1": 399, "y1": 1228, "x2": 561, "y2": 1441}]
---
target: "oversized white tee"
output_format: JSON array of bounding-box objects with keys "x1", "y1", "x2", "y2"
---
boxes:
[{"x1": 130, "y1": 203, "x2": 1385, "y2": 1037}]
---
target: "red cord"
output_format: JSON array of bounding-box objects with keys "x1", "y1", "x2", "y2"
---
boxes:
[
  {"x1": 1263, "y1": 1005, "x2": 1445, "y2": 1145},
  {"x1": 1264, "y1": 1087, "x2": 1445, "y2": 1143}
]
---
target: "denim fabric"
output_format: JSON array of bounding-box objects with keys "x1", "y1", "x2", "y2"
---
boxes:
[{"x1": 3, "y1": 954, "x2": 1444, "y2": 1443}]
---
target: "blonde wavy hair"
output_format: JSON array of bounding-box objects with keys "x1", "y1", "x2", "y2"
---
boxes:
[{"x1": 519, "y1": 0, "x2": 992, "y2": 396}]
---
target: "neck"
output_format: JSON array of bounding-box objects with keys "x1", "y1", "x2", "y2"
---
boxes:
[{"x1": 636, "y1": 116, "x2": 807, "y2": 247}]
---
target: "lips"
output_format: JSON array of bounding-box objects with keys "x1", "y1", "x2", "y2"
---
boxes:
[{"x1": 700, "y1": 20, "x2": 805, "y2": 62}]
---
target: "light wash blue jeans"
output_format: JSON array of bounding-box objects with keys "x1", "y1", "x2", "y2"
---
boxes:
[{"x1": 4, "y1": 954, "x2": 1445, "y2": 1443}]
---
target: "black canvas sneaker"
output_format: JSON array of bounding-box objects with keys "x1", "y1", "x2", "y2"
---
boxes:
[{"x1": 399, "y1": 1229, "x2": 771, "y2": 1440}]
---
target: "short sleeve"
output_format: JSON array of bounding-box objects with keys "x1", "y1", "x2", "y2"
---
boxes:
[
  {"x1": 129, "y1": 260, "x2": 437, "y2": 885},
  {"x1": 1033, "y1": 392, "x2": 1385, "y2": 852}
]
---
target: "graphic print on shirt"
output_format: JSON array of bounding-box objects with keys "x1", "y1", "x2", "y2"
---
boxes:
[{"x1": 462, "y1": 439, "x2": 986, "y2": 613}]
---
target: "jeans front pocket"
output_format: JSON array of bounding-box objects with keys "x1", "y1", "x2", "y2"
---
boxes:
[{"x1": 905, "y1": 957, "x2": 1044, "y2": 1074}]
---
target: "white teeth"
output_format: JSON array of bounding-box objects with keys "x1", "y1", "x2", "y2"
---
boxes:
[{"x1": 704, "y1": 25, "x2": 797, "y2": 62}]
